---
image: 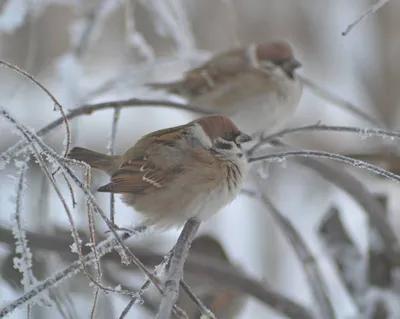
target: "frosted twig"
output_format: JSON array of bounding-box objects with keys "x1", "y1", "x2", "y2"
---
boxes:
[
  {"x1": 107, "y1": 107, "x2": 120, "y2": 224},
  {"x1": 119, "y1": 251, "x2": 173, "y2": 319},
  {"x1": 257, "y1": 189, "x2": 336, "y2": 319},
  {"x1": 156, "y1": 218, "x2": 201, "y2": 319},
  {"x1": 0, "y1": 233, "x2": 131, "y2": 317},
  {"x1": 269, "y1": 139, "x2": 400, "y2": 266},
  {"x1": 180, "y1": 280, "x2": 216, "y2": 319},
  {"x1": 342, "y1": 0, "x2": 392, "y2": 36},
  {"x1": 0, "y1": 97, "x2": 210, "y2": 164},
  {"x1": 26, "y1": 138, "x2": 108, "y2": 295},
  {"x1": 248, "y1": 149, "x2": 400, "y2": 184},
  {"x1": 84, "y1": 166, "x2": 102, "y2": 318},
  {"x1": 297, "y1": 74, "x2": 383, "y2": 128},
  {"x1": 59, "y1": 172, "x2": 77, "y2": 208},
  {"x1": 0, "y1": 107, "x2": 165, "y2": 297},
  {"x1": 11, "y1": 157, "x2": 41, "y2": 307},
  {"x1": 0, "y1": 60, "x2": 71, "y2": 157},
  {"x1": 248, "y1": 123, "x2": 400, "y2": 155},
  {"x1": 0, "y1": 225, "x2": 315, "y2": 319}
]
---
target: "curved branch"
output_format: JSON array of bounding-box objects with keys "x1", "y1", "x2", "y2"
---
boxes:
[
  {"x1": 0, "y1": 226, "x2": 315, "y2": 319},
  {"x1": 248, "y1": 124, "x2": 400, "y2": 156},
  {"x1": 0, "y1": 98, "x2": 210, "y2": 163},
  {"x1": 249, "y1": 150, "x2": 400, "y2": 184}
]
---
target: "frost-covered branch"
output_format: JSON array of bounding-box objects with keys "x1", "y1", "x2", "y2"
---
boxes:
[
  {"x1": 248, "y1": 149, "x2": 400, "y2": 184},
  {"x1": 156, "y1": 219, "x2": 202, "y2": 319},
  {"x1": 106, "y1": 107, "x2": 121, "y2": 224},
  {"x1": 0, "y1": 60, "x2": 71, "y2": 156},
  {"x1": 342, "y1": 0, "x2": 392, "y2": 36},
  {"x1": 248, "y1": 124, "x2": 400, "y2": 156},
  {"x1": 0, "y1": 233, "x2": 130, "y2": 317},
  {"x1": 0, "y1": 225, "x2": 315, "y2": 319}
]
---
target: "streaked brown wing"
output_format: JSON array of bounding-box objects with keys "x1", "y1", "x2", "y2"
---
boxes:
[
  {"x1": 181, "y1": 51, "x2": 250, "y2": 98},
  {"x1": 97, "y1": 156, "x2": 183, "y2": 194}
]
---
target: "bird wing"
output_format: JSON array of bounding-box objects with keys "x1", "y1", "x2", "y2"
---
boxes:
[
  {"x1": 97, "y1": 156, "x2": 183, "y2": 194},
  {"x1": 97, "y1": 125, "x2": 188, "y2": 194}
]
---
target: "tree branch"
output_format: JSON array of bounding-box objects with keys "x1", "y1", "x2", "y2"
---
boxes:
[{"x1": 156, "y1": 219, "x2": 203, "y2": 319}]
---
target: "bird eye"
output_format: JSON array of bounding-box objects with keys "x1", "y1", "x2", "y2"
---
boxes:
[
  {"x1": 215, "y1": 140, "x2": 233, "y2": 150},
  {"x1": 222, "y1": 133, "x2": 234, "y2": 141}
]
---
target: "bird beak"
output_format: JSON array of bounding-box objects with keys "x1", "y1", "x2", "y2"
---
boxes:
[
  {"x1": 236, "y1": 132, "x2": 252, "y2": 144},
  {"x1": 290, "y1": 59, "x2": 302, "y2": 69}
]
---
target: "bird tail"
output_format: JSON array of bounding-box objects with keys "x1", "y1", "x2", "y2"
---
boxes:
[
  {"x1": 67, "y1": 147, "x2": 119, "y2": 175},
  {"x1": 145, "y1": 80, "x2": 186, "y2": 96}
]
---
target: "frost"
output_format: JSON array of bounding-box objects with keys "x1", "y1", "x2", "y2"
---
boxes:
[
  {"x1": 70, "y1": 242, "x2": 79, "y2": 254},
  {"x1": 0, "y1": 0, "x2": 28, "y2": 33},
  {"x1": 114, "y1": 244, "x2": 130, "y2": 265},
  {"x1": 114, "y1": 285, "x2": 121, "y2": 291}
]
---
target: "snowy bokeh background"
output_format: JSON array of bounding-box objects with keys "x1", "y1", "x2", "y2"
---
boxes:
[{"x1": 1, "y1": 0, "x2": 400, "y2": 318}]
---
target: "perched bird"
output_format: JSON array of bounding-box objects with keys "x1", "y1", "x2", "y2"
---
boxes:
[
  {"x1": 68, "y1": 115, "x2": 251, "y2": 229},
  {"x1": 146, "y1": 41, "x2": 303, "y2": 136}
]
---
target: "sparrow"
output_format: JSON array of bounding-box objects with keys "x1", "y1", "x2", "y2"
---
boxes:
[
  {"x1": 146, "y1": 41, "x2": 303, "y2": 136},
  {"x1": 173, "y1": 235, "x2": 246, "y2": 319},
  {"x1": 67, "y1": 115, "x2": 252, "y2": 229}
]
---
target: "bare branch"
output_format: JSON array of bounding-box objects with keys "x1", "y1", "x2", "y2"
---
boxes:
[
  {"x1": 248, "y1": 123, "x2": 400, "y2": 156},
  {"x1": 0, "y1": 60, "x2": 71, "y2": 156},
  {"x1": 0, "y1": 225, "x2": 315, "y2": 319},
  {"x1": 257, "y1": 189, "x2": 336, "y2": 319},
  {"x1": 318, "y1": 207, "x2": 365, "y2": 310},
  {"x1": 249, "y1": 149, "x2": 400, "y2": 184},
  {"x1": 156, "y1": 219, "x2": 202, "y2": 319},
  {"x1": 342, "y1": 0, "x2": 392, "y2": 36},
  {"x1": 0, "y1": 97, "x2": 210, "y2": 164},
  {"x1": 106, "y1": 107, "x2": 121, "y2": 224}
]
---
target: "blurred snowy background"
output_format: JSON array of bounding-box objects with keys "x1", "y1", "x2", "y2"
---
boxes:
[{"x1": 1, "y1": 0, "x2": 400, "y2": 318}]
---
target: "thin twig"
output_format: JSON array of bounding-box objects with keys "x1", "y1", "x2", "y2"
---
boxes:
[
  {"x1": 11, "y1": 157, "x2": 39, "y2": 297},
  {"x1": 119, "y1": 250, "x2": 173, "y2": 319},
  {"x1": 276, "y1": 145, "x2": 400, "y2": 267},
  {"x1": 248, "y1": 149, "x2": 400, "y2": 184},
  {"x1": 0, "y1": 107, "x2": 166, "y2": 299},
  {"x1": 248, "y1": 123, "x2": 400, "y2": 155},
  {"x1": 156, "y1": 219, "x2": 202, "y2": 319},
  {"x1": 179, "y1": 280, "x2": 216, "y2": 319},
  {"x1": 297, "y1": 74, "x2": 383, "y2": 127},
  {"x1": 342, "y1": 0, "x2": 392, "y2": 36},
  {"x1": 107, "y1": 107, "x2": 120, "y2": 224},
  {"x1": 0, "y1": 60, "x2": 71, "y2": 157},
  {"x1": 257, "y1": 187, "x2": 336, "y2": 319},
  {"x1": 0, "y1": 233, "x2": 131, "y2": 317},
  {"x1": 0, "y1": 225, "x2": 315, "y2": 319}
]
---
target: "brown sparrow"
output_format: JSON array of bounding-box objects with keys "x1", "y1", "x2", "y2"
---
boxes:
[
  {"x1": 68, "y1": 115, "x2": 251, "y2": 229},
  {"x1": 146, "y1": 41, "x2": 303, "y2": 136}
]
